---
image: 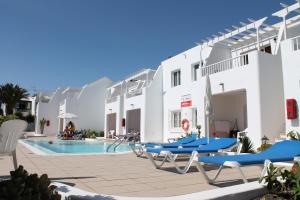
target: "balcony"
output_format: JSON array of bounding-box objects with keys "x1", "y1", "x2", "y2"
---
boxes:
[
  {"x1": 106, "y1": 96, "x2": 119, "y2": 104},
  {"x1": 201, "y1": 54, "x2": 249, "y2": 77},
  {"x1": 126, "y1": 81, "x2": 144, "y2": 98}
]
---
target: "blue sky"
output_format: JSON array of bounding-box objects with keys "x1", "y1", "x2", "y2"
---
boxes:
[{"x1": 0, "y1": 0, "x2": 293, "y2": 93}]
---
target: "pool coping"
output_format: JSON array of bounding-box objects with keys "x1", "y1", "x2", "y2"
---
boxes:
[
  {"x1": 19, "y1": 140, "x2": 133, "y2": 156},
  {"x1": 53, "y1": 181, "x2": 267, "y2": 200}
]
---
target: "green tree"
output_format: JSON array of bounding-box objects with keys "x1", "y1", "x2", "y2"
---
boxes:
[{"x1": 0, "y1": 83, "x2": 28, "y2": 115}]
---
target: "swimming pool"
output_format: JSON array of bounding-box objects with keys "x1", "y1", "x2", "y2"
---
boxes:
[{"x1": 21, "y1": 139, "x2": 131, "y2": 155}]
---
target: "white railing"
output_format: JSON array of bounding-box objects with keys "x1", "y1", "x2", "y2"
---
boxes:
[
  {"x1": 106, "y1": 96, "x2": 118, "y2": 104},
  {"x1": 126, "y1": 89, "x2": 143, "y2": 98},
  {"x1": 292, "y1": 36, "x2": 300, "y2": 51},
  {"x1": 126, "y1": 80, "x2": 145, "y2": 98},
  {"x1": 201, "y1": 54, "x2": 249, "y2": 76}
]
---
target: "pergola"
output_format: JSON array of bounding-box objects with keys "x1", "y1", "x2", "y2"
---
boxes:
[{"x1": 197, "y1": 1, "x2": 300, "y2": 55}]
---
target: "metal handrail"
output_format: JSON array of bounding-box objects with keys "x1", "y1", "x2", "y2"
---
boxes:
[{"x1": 106, "y1": 132, "x2": 140, "y2": 152}]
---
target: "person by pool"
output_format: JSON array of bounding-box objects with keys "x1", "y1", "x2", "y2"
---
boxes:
[{"x1": 63, "y1": 121, "x2": 75, "y2": 140}]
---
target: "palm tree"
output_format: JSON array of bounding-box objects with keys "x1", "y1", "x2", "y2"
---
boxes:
[{"x1": 0, "y1": 83, "x2": 29, "y2": 115}]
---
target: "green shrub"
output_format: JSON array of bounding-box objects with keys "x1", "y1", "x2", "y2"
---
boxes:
[
  {"x1": 99, "y1": 131, "x2": 104, "y2": 137},
  {"x1": 25, "y1": 114, "x2": 35, "y2": 123},
  {"x1": 81, "y1": 129, "x2": 103, "y2": 138},
  {"x1": 240, "y1": 136, "x2": 255, "y2": 153},
  {"x1": 0, "y1": 115, "x2": 18, "y2": 126},
  {"x1": 14, "y1": 112, "x2": 24, "y2": 119},
  {"x1": 259, "y1": 162, "x2": 300, "y2": 199},
  {"x1": 257, "y1": 143, "x2": 272, "y2": 152},
  {"x1": 287, "y1": 131, "x2": 300, "y2": 141},
  {"x1": 0, "y1": 166, "x2": 61, "y2": 200}
]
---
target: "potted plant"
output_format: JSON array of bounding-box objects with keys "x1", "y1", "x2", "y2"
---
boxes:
[
  {"x1": 257, "y1": 162, "x2": 300, "y2": 199},
  {"x1": 0, "y1": 166, "x2": 61, "y2": 199},
  {"x1": 40, "y1": 118, "x2": 47, "y2": 134}
]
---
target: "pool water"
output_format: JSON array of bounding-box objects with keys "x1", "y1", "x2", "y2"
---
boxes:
[{"x1": 22, "y1": 139, "x2": 131, "y2": 155}]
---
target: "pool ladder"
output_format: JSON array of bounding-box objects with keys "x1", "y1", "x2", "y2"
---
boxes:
[
  {"x1": 106, "y1": 135, "x2": 127, "y2": 152},
  {"x1": 106, "y1": 133, "x2": 140, "y2": 152}
]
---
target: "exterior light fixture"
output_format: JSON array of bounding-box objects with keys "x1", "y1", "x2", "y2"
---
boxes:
[
  {"x1": 219, "y1": 83, "x2": 225, "y2": 92},
  {"x1": 261, "y1": 135, "x2": 269, "y2": 145}
]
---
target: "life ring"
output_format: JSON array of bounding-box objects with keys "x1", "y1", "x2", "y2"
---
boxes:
[{"x1": 181, "y1": 119, "x2": 190, "y2": 131}]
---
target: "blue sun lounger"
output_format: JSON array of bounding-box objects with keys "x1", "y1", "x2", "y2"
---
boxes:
[
  {"x1": 145, "y1": 134, "x2": 198, "y2": 148},
  {"x1": 145, "y1": 138, "x2": 240, "y2": 174},
  {"x1": 195, "y1": 140, "x2": 300, "y2": 184},
  {"x1": 130, "y1": 134, "x2": 198, "y2": 156}
]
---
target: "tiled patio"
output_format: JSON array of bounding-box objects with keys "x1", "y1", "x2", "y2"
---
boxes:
[{"x1": 0, "y1": 141, "x2": 262, "y2": 197}]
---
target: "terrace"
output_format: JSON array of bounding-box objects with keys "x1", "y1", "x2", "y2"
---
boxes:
[
  {"x1": 198, "y1": 2, "x2": 300, "y2": 77},
  {"x1": 0, "y1": 141, "x2": 262, "y2": 198}
]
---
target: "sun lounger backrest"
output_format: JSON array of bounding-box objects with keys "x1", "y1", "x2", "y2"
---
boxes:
[
  {"x1": 259, "y1": 140, "x2": 300, "y2": 157},
  {"x1": 202, "y1": 138, "x2": 237, "y2": 150},
  {"x1": 0, "y1": 120, "x2": 27, "y2": 153},
  {"x1": 177, "y1": 134, "x2": 197, "y2": 144}
]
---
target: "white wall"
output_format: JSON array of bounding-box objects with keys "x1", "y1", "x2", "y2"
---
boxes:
[
  {"x1": 212, "y1": 91, "x2": 247, "y2": 134},
  {"x1": 35, "y1": 88, "x2": 66, "y2": 135},
  {"x1": 162, "y1": 46, "x2": 285, "y2": 147},
  {"x1": 123, "y1": 90, "x2": 146, "y2": 141},
  {"x1": 66, "y1": 77, "x2": 113, "y2": 131},
  {"x1": 104, "y1": 95, "x2": 124, "y2": 137},
  {"x1": 36, "y1": 77, "x2": 112, "y2": 135},
  {"x1": 258, "y1": 52, "x2": 285, "y2": 142},
  {"x1": 144, "y1": 65, "x2": 164, "y2": 142},
  {"x1": 281, "y1": 36, "x2": 300, "y2": 133}
]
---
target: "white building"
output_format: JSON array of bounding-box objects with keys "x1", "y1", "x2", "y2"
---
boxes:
[
  {"x1": 35, "y1": 2, "x2": 300, "y2": 148},
  {"x1": 36, "y1": 77, "x2": 112, "y2": 135},
  {"x1": 159, "y1": 2, "x2": 300, "y2": 147},
  {"x1": 279, "y1": 2, "x2": 300, "y2": 134},
  {"x1": 15, "y1": 96, "x2": 37, "y2": 116},
  {"x1": 105, "y1": 68, "x2": 164, "y2": 142}
]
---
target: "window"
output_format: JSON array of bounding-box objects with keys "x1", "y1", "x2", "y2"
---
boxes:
[
  {"x1": 191, "y1": 63, "x2": 200, "y2": 81},
  {"x1": 260, "y1": 45, "x2": 272, "y2": 54},
  {"x1": 16, "y1": 101, "x2": 31, "y2": 111},
  {"x1": 293, "y1": 37, "x2": 300, "y2": 51},
  {"x1": 240, "y1": 54, "x2": 249, "y2": 66},
  {"x1": 171, "y1": 111, "x2": 181, "y2": 128},
  {"x1": 171, "y1": 70, "x2": 181, "y2": 87}
]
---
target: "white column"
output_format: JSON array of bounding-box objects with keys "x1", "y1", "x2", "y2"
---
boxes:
[
  {"x1": 256, "y1": 28, "x2": 260, "y2": 50},
  {"x1": 283, "y1": 16, "x2": 287, "y2": 40}
]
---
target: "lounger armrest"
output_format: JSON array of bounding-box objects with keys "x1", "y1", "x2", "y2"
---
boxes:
[
  {"x1": 168, "y1": 138, "x2": 176, "y2": 143},
  {"x1": 160, "y1": 150, "x2": 171, "y2": 155},
  {"x1": 217, "y1": 143, "x2": 239, "y2": 155},
  {"x1": 223, "y1": 161, "x2": 241, "y2": 167}
]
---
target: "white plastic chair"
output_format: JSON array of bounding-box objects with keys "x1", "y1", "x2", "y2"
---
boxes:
[{"x1": 0, "y1": 120, "x2": 27, "y2": 169}]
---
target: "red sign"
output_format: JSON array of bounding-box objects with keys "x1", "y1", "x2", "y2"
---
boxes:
[{"x1": 181, "y1": 100, "x2": 192, "y2": 107}]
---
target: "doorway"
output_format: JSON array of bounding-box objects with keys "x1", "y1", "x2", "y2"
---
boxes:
[
  {"x1": 106, "y1": 113, "x2": 117, "y2": 136},
  {"x1": 126, "y1": 109, "x2": 141, "y2": 134},
  {"x1": 59, "y1": 118, "x2": 64, "y2": 133}
]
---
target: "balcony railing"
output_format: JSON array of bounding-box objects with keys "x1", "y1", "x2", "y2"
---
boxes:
[
  {"x1": 201, "y1": 54, "x2": 249, "y2": 76},
  {"x1": 292, "y1": 36, "x2": 300, "y2": 51},
  {"x1": 126, "y1": 89, "x2": 143, "y2": 98},
  {"x1": 106, "y1": 96, "x2": 118, "y2": 104}
]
